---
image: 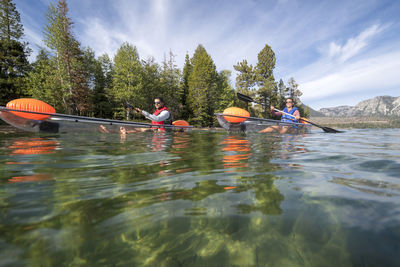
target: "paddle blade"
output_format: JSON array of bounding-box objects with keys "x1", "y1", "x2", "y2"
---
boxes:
[
  {"x1": 125, "y1": 101, "x2": 133, "y2": 109},
  {"x1": 321, "y1": 127, "x2": 344, "y2": 133},
  {"x1": 300, "y1": 117, "x2": 343, "y2": 133},
  {"x1": 237, "y1": 92, "x2": 254, "y2": 103}
]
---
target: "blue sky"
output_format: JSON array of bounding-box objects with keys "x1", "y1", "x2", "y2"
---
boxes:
[{"x1": 16, "y1": 0, "x2": 400, "y2": 109}]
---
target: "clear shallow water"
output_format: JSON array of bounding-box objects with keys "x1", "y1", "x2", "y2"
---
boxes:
[{"x1": 0, "y1": 128, "x2": 399, "y2": 266}]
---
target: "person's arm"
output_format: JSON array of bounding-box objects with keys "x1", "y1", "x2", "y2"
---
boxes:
[
  {"x1": 270, "y1": 106, "x2": 282, "y2": 117},
  {"x1": 142, "y1": 110, "x2": 170, "y2": 122},
  {"x1": 271, "y1": 110, "x2": 282, "y2": 117},
  {"x1": 293, "y1": 110, "x2": 301, "y2": 120}
]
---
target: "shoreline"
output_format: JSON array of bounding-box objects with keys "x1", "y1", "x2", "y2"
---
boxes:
[{"x1": 309, "y1": 116, "x2": 400, "y2": 129}]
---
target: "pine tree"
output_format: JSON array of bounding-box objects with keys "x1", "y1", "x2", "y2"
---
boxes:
[
  {"x1": 255, "y1": 44, "x2": 276, "y2": 117},
  {"x1": 277, "y1": 78, "x2": 287, "y2": 109},
  {"x1": 96, "y1": 53, "x2": 114, "y2": 117},
  {"x1": 70, "y1": 48, "x2": 92, "y2": 115},
  {"x1": 25, "y1": 49, "x2": 60, "y2": 108},
  {"x1": 187, "y1": 44, "x2": 219, "y2": 127},
  {"x1": 216, "y1": 70, "x2": 236, "y2": 112},
  {"x1": 160, "y1": 50, "x2": 182, "y2": 119},
  {"x1": 287, "y1": 77, "x2": 304, "y2": 115},
  {"x1": 233, "y1": 59, "x2": 256, "y2": 110},
  {"x1": 287, "y1": 77, "x2": 302, "y2": 102},
  {"x1": 180, "y1": 53, "x2": 192, "y2": 120},
  {"x1": 82, "y1": 48, "x2": 112, "y2": 118},
  {"x1": 111, "y1": 42, "x2": 142, "y2": 119},
  {"x1": 98, "y1": 53, "x2": 114, "y2": 95},
  {"x1": 141, "y1": 56, "x2": 161, "y2": 114},
  {"x1": 43, "y1": 0, "x2": 91, "y2": 114},
  {"x1": 0, "y1": 0, "x2": 22, "y2": 39},
  {"x1": 0, "y1": 0, "x2": 30, "y2": 105}
]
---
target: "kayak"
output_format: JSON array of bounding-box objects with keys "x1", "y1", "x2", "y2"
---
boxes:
[
  {"x1": 215, "y1": 113, "x2": 312, "y2": 134},
  {"x1": 0, "y1": 107, "x2": 192, "y2": 134}
]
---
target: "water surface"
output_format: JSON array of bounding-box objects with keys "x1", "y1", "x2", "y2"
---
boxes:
[{"x1": 0, "y1": 128, "x2": 399, "y2": 266}]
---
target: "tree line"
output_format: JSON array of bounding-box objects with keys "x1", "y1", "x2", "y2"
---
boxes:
[{"x1": 0, "y1": 0, "x2": 308, "y2": 127}]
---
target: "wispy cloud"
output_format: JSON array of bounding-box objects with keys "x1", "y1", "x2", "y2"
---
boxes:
[
  {"x1": 301, "y1": 50, "x2": 400, "y2": 103},
  {"x1": 328, "y1": 24, "x2": 386, "y2": 63}
]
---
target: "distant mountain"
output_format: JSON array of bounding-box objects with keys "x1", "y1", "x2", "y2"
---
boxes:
[
  {"x1": 318, "y1": 96, "x2": 400, "y2": 117},
  {"x1": 300, "y1": 104, "x2": 325, "y2": 117}
]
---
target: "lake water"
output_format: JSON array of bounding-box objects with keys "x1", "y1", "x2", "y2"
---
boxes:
[{"x1": 0, "y1": 128, "x2": 399, "y2": 266}]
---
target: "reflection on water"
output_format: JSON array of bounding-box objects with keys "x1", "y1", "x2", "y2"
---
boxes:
[
  {"x1": 9, "y1": 138, "x2": 58, "y2": 155},
  {"x1": 0, "y1": 129, "x2": 399, "y2": 266},
  {"x1": 8, "y1": 174, "x2": 53, "y2": 183},
  {"x1": 4, "y1": 137, "x2": 57, "y2": 184},
  {"x1": 221, "y1": 135, "x2": 251, "y2": 170}
]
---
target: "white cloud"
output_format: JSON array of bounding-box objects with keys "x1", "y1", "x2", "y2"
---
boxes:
[
  {"x1": 327, "y1": 24, "x2": 386, "y2": 62},
  {"x1": 292, "y1": 23, "x2": 400, "y2": 109},
  {"x1": 24, "y1": 27, "x2": 43, "y2": 47},
  {"x1": 300, "y1": 50, "x2": 400, "y2": 109},
  {"x1": 23, "y1": 26, "x2": 45, "y2": 61},
  {"x1": 79, "y1": 18, "x2": 129, "y2": 58}
]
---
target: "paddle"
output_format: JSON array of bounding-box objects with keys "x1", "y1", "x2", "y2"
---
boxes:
[
  {"x1": 237, "y1": 92, "x2": 343, "y2": 133},
  {"x1": 125, "y1": 101, "x2": 134, "y2": 110},
  {"x1": 273, "y1": 108, "x2": 342, "y2": 133},
  {"x1": 237, "y1": 92, "x2": 263, "y2": 105}
]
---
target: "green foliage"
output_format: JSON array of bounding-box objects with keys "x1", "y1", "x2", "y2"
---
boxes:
[
  {"x1": 254, "y1": 44, "x2": 276, "y2": 117},
  {"x1": 0, "y1": 39, "x2": 29, "y2": 104},
  {"x1": 0, "y1": 0, "x2": 23, "y2": 40},
  {"x1": 286, "y1": 77, "x2": 305, "y2": 116},
  {"x1": 111, "y1": 42, "x2": 143, "y2": 119},
  {"x1": 0, "y1": 0, "x2": 30, "y2": 105},
  {"x1": 180, "y1": 53, "x2": 192, "y2": 120},
  {"x1": 216, "y1": 70, "x2": 236, "y2": 112},
  {"x1": 304, "y1": 105, "x2": 310, "y2": 118},
  {"x1": 234, "y1": 59, "x2": 256, "y2": 94},
  {"x1": 140, "y1": 57, "x2": 161, "y2": 114},
  {"x1": 42, "y1": 0, "x2": 91, "y2": 114},
  {"x1": 287, "y1": 77, "x2": 302, "y2": 101},
  {"x1": 187, "y1": 44, "x2": 220, "y2": 127},
  {"x1": 233, "y1": 59, "x2": 255, "y2": 110},
  {"x1": 160, "y1": 50, "x2": 182, "y2": 120},
  {"x1": 256, "y1": 44, "x2": 276, "y2": 81},
  {"x1": 25, "y1": 49, "x2": 62, "y2": 109},
  {"x1": 82, "y1": 47, "x2": 113, "y2": 117},
  {"x1": 96, "y1": 53, "x2": 115, "y2": 117}
]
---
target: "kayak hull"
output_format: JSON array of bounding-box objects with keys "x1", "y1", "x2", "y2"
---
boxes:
[
  {"x1": 215, "y1": 113, "x2": 312, "y2": 134},
  {"x1": 0, "y1": 110, "x2": 191, "y2": 134}
]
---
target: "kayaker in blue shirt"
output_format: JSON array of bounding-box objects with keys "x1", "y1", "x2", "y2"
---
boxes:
[{"x1": 259, "y1": 97, "x2": 301, "y2": 134}]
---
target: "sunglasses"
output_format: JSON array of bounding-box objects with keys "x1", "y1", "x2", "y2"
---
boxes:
[
  {"x1": 286, "y1": 101, "x2": 293, "y2": 103},
  {"x1": 154, "y1": 102, "x2": 161, "y2": 104}
]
